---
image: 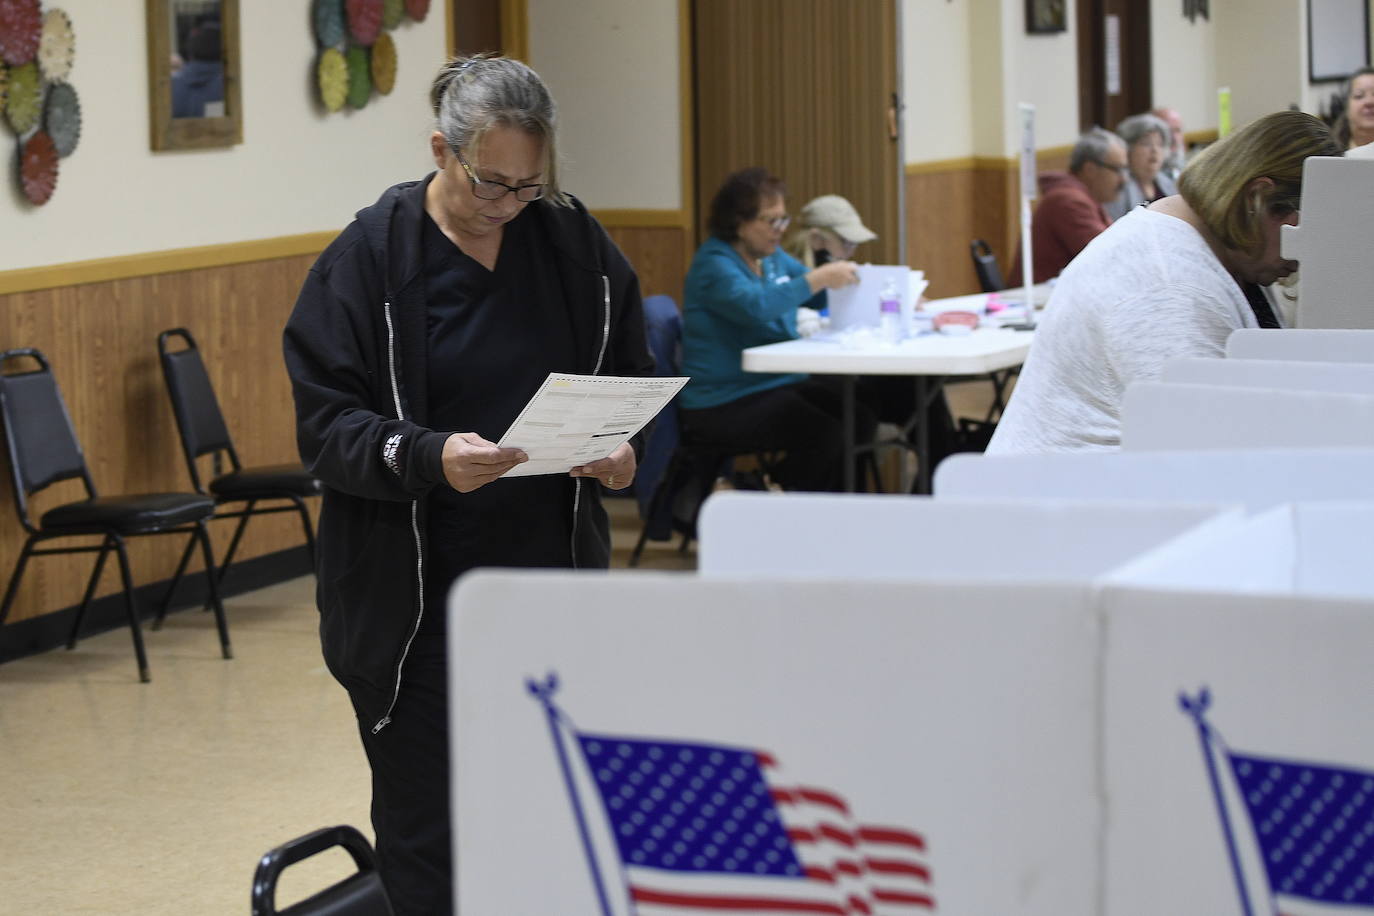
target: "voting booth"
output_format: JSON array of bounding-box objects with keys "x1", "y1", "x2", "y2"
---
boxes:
[
  {"x1": 1120, "y1": 381, "x2": 1374, "y2": 451},
  {"x1": 935, "y1": 447, "x2": 1374, "y2": 509},
  {"x1": 1099, "y1": 502, "x2": 1374, "y2": 914},
  {"x1": 1161, "y1": 356, "x2": 1374, "y2": 395},
  {"x1": 1228, "y1": 328, "x2": 1374, "y2": 363},
  {"x1": 1280, "y1": 156, "x2": 1374, "y2": 329},
  {"x1": 449, "y1": 571, "x2": 1103, "y2": 915}
]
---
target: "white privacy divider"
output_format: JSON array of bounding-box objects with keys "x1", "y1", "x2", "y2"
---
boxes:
[
  {"x1": 1120, "y1": 381, "x2": 1374, "y2": 451},
  {"x1": 449, "y1": 570, "x2": 1102, "y2": 916},
  {"x1": 1099, "y1": 502, "x2": 1374, "y2": 915},
  {"x1": 1227, "y1": 327, "x2": 1374, "y2": 363},
  {"x1": 696, "y1": 490, "x2": 1234, "y2": 580},
  {"x1": 1280, "y1": 157, "x2": 1374, "y2": 329},
  {"x1": 1161, "y1": 356, "x2": 1374, "y2": 395},
  {"x1": 935, "y1": 448, "x2": 1374, "y2": 510}
]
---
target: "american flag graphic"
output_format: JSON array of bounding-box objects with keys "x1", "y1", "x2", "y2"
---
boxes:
[
  {"x1": 577, "y1": 733, "x2": 934, "y2": 915},
  {"x1": 1228, "y1": 753, "x2": 1374, "y2": 915}
]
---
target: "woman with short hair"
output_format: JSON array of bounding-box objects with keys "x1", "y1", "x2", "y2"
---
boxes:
[
  {"x1": 679, "y1": 168, "x2": 872, "y2": 492},
  {"x1": 988, "y1": 110, "x2": 1341, "y2": 455},
  {"x1": 1103, "y1": 112, "x2": 1179, "y2": 221},
  {"x1": 283, "y1": 54, "x2": 653, "y2": 914}
]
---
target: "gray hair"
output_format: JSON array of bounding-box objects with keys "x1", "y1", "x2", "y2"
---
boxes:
[
  {"x1": 429, "y1": 54, "x2": 569, "y2": 207},
  {"x1": 1069, "y1": 127, "x2": 1125, "y2": 173},
  {"x1": 1116, "y1": 113, "x2": 1172, "y2": 150}
]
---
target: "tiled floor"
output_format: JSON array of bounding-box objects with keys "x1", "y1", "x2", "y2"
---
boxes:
[{"x1": 0, "y1": 497, "x2": 690, "y2": 915}]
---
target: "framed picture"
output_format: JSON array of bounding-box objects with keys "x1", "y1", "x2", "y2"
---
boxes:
[
  {"x1": 1309, "y1": 0, "x2": 1371, "y2": 82},
  {"x1": 146, "y1": 0, "x2": 243, "y2": 150},
  {"x1": 1026, "y1": 0, "x2": 1067, "y2": 34}
]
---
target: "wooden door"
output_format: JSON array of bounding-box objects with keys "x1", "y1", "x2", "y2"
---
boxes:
[
  {"x1": 692, "y1": 0, "x2": 902, "y2": 265},
  {"x1": 1076, "y1": 0, "x2": 1152, "y2": 131}
]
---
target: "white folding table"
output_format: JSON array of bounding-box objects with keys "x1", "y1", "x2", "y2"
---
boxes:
[{"x1": 742, "y1": 326, "x2": 1033, "y2": 492}]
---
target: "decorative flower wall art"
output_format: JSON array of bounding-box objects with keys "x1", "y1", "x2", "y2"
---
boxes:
[
  {"x1": 0, "y1": 1, "x2": 78, "y2": 206},
  {"x1": 312, "y1": 0, "x2": 422, "y2": 113}
]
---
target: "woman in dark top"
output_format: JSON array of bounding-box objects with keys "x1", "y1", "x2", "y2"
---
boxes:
[{"x1": 283, "y1": 54, "x2": 653, "y2": 915}]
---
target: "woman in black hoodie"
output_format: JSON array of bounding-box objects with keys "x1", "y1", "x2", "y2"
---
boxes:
[{"x1": 283, "y1": 54, "x2": 653, "y2": 915}]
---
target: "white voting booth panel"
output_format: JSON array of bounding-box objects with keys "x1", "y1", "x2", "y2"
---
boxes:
[
  {"x1": 934, "y1": 448, "x2": 1374, "y2": 511},
  {"x1": 1280, "y1": 156, "x2": 1374, "y2": 329},
  {"x1": 696, "y1": 491, "x2": 1232, "y2": 580},
  {"x1": 1162, "y1": 356, "x2": 1374, "y2": 395},
  {"x1": 1099, "y1": 503, "x2": 1374, "y2": 914},
  {"x1": 1120, "y1": 381, "x2": 1374, "y2": 451},
  {"x1": 448, "y1": 572, "x2": 1100, "y2": 915},
  {"x1": 1228, "y1": 327, "x2": 1374, "y2": 363}
]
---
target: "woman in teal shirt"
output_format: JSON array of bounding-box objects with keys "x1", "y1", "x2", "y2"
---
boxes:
[{"x1": 679, "y1": 167, "x2": 871, "y2": 491}]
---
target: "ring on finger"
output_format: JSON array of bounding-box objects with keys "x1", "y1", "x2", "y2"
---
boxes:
[{"x1": 607, "y1": 475, "x2": 616, "y2": 487}]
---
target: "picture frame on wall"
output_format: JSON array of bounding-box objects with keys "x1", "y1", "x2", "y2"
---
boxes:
[
  {"x1": 1026, "y1": 0, "x2": 1067, "y2": 34},
  {"x1": 146, "y1": 0, "x2": 243, "y2": 150},
  {"x1": 1309, "y1": 0, "x2": 1371, "y2": 82}
]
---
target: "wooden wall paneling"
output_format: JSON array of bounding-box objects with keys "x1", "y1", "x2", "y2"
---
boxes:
[
  {"x1": 0, "y1": 254, "x2": 317, "y2": 627},
  {"x1": 603, "y1": 226, "x2": 688, "y2": 302},
  {"x1": 693, "y1": 0, "x2": 901, "y2": 265}
]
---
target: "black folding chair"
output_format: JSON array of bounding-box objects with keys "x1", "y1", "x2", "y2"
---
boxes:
[
  {"x1": 156, "y1": 329, "x2": 319, "y2": 618},
  {"x1": 252, "y1": 825, "x2": 394, "y2": 916},
  {"x1": 969, "y1": 239, "x2": 1005, "y2": 293},
  {"x1": 0, "y1": 348, "x2": 230, "y2": 682}
]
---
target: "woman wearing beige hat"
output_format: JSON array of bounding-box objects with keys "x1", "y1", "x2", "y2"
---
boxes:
[{"x1": 785, "y1": 194, "x2": 879, "y2": 268}]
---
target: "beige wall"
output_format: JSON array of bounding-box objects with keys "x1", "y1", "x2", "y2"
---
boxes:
[
  {"x1": 1215, "y1": 0, "x2": 1306, "y2": 130},
  {"x1": 901, "y1": 0, "x2": 974, "y2": 162},
  {"x1": 527, "y1": 0, "x2": 682, "y2": 210},
  {"x1": 1151, "y1": 0, "x2": 1218, "y2": 133},
  {"x1": 0, "y1": 1, "x2": 447, "y2": 273}
]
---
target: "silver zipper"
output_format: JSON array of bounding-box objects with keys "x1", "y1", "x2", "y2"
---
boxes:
[
  {"x1": 570, "y1": 275, "x2": 614, "y2": 569},
  {"x1": 374, "y1": 301, "x2": 425, "y2": 735}
]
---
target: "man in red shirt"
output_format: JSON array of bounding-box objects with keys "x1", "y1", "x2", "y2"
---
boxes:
[{"x1": 1012, "y1": 128, "x2": 1128, "y2": 284}]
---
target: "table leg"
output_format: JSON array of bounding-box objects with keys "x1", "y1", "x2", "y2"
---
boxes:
[
  {"x1": 842, "y1": 375, "x2": 856, "y2": 493},
  {"x1": 914, "y1": 376, "x2": 931, "y2": 495}
]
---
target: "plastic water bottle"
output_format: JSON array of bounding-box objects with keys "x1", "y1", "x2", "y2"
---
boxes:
[{"x1": 878, "y1": 279, "x2": 903, "y2": 343}]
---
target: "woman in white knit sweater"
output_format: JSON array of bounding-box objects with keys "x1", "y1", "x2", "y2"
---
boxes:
[{"x1": 988, "y1": 110, "x2": 1341, "y2": 455}]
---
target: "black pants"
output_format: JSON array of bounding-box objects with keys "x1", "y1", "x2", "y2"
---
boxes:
[
  {"x1": 350, "y1": 641, "x2": 451, "y2": 916},
  {"x1": 680, "y1": 377, "x2": 877, "y2": 492}
]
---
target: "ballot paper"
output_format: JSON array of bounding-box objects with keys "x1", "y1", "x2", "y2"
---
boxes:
[{"x1": 497, "y1": 373, "x2": 688, "y2": 477}]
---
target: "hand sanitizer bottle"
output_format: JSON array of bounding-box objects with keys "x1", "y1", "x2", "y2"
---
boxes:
[{"x1": 878, "y1": 279, "x2": 903, "y2": 343}]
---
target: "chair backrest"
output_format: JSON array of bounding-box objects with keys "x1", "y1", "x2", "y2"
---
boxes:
[
  {"x1": 0, "y1": 348, "x2": 96, "y2": 531},
  {"x1": 158, "y1": 328, "x2": 240, "y2": 492},
  {"x1": 970, "y1": 239, "x2": 1004, "y2": 293},
  {"x1": 251, "y1": 824, "x2": 394, "y2": 916},
  {"x1": 635, "y1": 294, "x2": 683, "y2": 521}
]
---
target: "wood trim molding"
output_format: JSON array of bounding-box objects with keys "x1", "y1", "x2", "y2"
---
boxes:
[
  {"x1": 591, "y1": 209, "x2": 688, "y2": 229},
  {"x1": 501, "y1": 0, "x2": 529, "y2": 61},
  {"x1": 1184, "y1": 128, "x2": 1219, "y2": 145},
  {"x1": 905, "y1": 143, "x2": 1079, "y2": 176},
  {"x1": 0, "y1": 231, "x2": 339, "y2": 296}
]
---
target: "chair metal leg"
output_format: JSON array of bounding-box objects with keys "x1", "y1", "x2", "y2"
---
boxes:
[
  {"x1": 156, "y1": 534, "x2": 197, "y2": 627},
  {"x1": 194, "y1": 521, "x2": 232, "y2": 660},
  {"x1": 111, "y1": 536, "x2": 152, "y2": 684},
  {"x1": 68, "y1": 537, "x2": 112, "y2": 649},
  {"x1": 0, "y1": 537, "x2": 35, "y2": 628},
  {"x1": 216, "y1": 501, "x2": 255, "y2": 589}
]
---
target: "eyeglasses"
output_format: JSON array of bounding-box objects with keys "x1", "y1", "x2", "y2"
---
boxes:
[
  {"x1": 1093, "y1": 158, "x2": 1130, "y2": 178},
  {"x1": 454, "y1": 149, "x2": 546, "y2": 202},
  {"x1": 757, "y1": 214, "x2": 791, "y2": 231}
]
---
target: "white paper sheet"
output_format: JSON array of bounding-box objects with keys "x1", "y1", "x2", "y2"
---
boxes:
[{"x1": 496, "y1": 372, "x2": 688, "y2": 477}]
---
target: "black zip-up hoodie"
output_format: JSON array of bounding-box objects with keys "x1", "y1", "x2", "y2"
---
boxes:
[{"x1": 283, "y1": 175, "x2": 654, "y2": 732}]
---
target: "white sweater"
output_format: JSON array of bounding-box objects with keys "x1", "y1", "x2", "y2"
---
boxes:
[{"x1": 986, "y1": 208, "x2": 1259, "y2": 455}]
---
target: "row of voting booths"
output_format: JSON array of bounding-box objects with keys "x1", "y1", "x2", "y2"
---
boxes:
[{"x1": 446, "y1": 157, "x2": 1374, "y2": 914}]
